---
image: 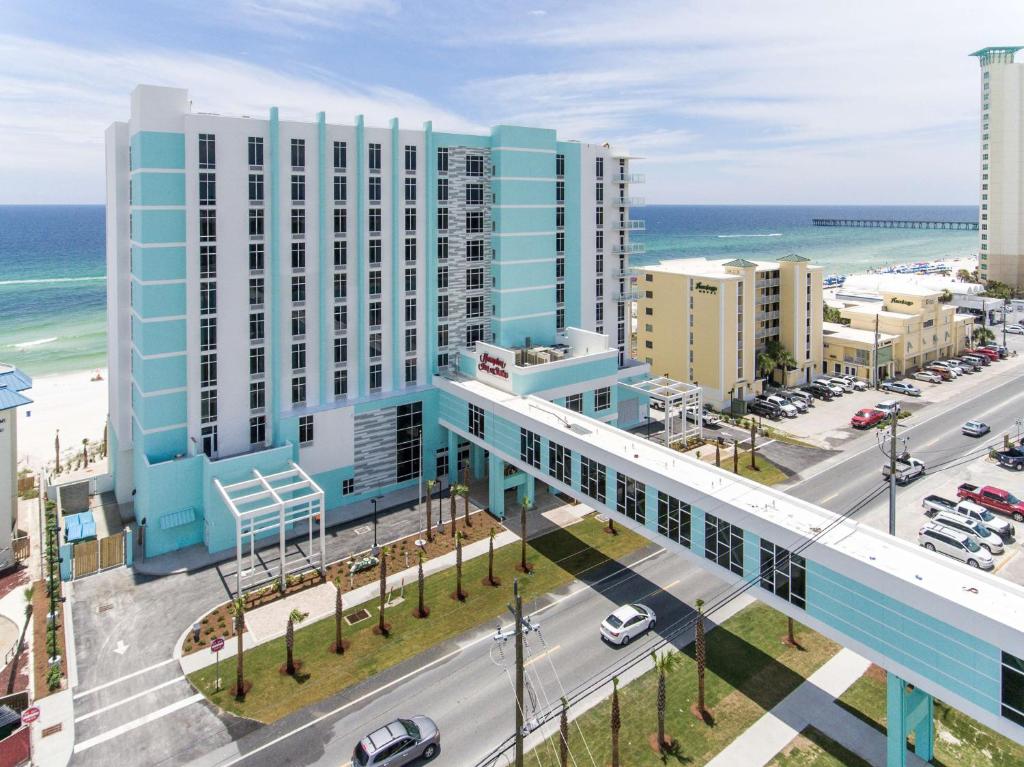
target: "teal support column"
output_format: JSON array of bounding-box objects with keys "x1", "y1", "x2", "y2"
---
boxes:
[
  {"x1": 125, "y1": 527, "x2": 134, "y2": 567},
  {"x1": 354, "y1": 114, "x2": 366, "y2": 396},
  {"x1": 886, "y1": 672, "x2": 935, "y2": 766},
  {"x1": 59, "y1": 543, "x2": 73, "y2": 581},
  {"x1": 488, "y1": 452, "x2": 505, "y2": 519},
  {"x1": 644, "y1": 489, "x2": 658, "y2": 533},
  {"x1": 268, "y1": 106, "x2": 281, "y2": 436},
  {"x1": 471, "y1": 444, "x2": 485, "y2": 480},
  {"x1": 516, "y1": 474, "x2": 535, "y2": 507},
  {"x1": 390, "y1": 117, "x2": 402, "y2": 389},
  {"x1": 317, "y1": 111, "x2": 329, "y2": 404},
  {"x1": 446, "y1": 429, "x2": 459, "y2": 485}
]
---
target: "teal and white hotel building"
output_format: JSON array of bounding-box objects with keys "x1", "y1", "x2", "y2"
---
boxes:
[{"x1": 108, "y1": 86, "x2": 1024, "y2": 764}]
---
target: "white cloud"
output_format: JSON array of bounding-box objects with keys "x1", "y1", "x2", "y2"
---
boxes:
[
  {"x1": 230, "y1": 0, "x2": 399, "y2": 33},
  {"x1": 0, "y1": 34, "x2": 478, "y2": 203}
]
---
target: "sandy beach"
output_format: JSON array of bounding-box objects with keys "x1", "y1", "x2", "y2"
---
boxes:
[{"x1": 16, "y1": 368, "x2": 108, "y2": 471}]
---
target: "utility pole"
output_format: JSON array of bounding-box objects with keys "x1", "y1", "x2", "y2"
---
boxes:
[
  {"x1": 873, "y1": 313, "x2": 880, "y2": 389},
  {"x1": 491, "y1": 578, "x2": 540, "y2": 767},
  {"x1": 1003, "y1": 299, "x2": 1008, "y2": 349}
]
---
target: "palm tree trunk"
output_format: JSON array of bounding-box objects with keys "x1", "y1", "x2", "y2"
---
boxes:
[
  {"x1": 488, "y1": 532, "x2": 495, "y2": 585},
  {"x1": 519, "y1": 502, "x2": 528, "y2": 572},
  {"x1": 455, "y1": 534, "x2": 464, "y2": 600},
  {"x1": 417, "y1": 555, "x2": 425, "y2": 617},
  {"x1": 658, "y1": 669, "x2": 666, "y2": 748},
  {"x1": 235, "y1": 610, "x2": 245, "y2": 699},
  {"x1": 450, "y1": 493, "x2": 456, "y2": 537},
  {"x1": 464, "y1": 488, "x2": 471, "y2": 527},
  {"x1": 787, "y1": 616, "x2": 796, "y2": 646},
  {"x1": 378, "y1": 553, "x2": 388, "y2": 635},
  {"x1": 559, "y1": 698, "x2": 569, "y2": 767},
  {"x1": 425, "y1": 483, "x2": 434, "y2": 542},
  {"x1": 696, "y1": 607, "x2": 706, "y2": 716},
  {"x1": 286, "y1": 618, "x2": 295, "y2": 675},
  {"x1": 335, "y1": 587, "x2": 343, "y2": 654},
  {"x1": 611, "y1": 677, "x2": 621, "y2": 767}
]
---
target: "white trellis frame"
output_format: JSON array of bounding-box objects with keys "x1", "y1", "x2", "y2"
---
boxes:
[
  {"x1": 624, "y1": 376, "x2": 703, "y2": 446},
  {"x1": 215, "y1": 462, "x2": 325, "y2": 598}
]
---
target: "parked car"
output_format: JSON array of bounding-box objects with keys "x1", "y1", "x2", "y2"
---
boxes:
[
  {"x1": 880, "y1": 381, "x2": 921, "y2": 396},
  {"x1": 353, "y1": 717, "x2": 441, "y2": 766},
  {"x1": 948, "y1": 359, "x2": 974, "y2": 373},
  {"x1": 600, "y1": 603, "x2": 656, "y2": 646},
  {"x1": 762, "y1": 395, "x2": 798, "y2": 418},
  {"x1": 966, "y1": 347, "x2": 1000, "y2": 361},
  {"x1": 918, "y1": 522, "x2": 994, "y2": 570},
  {"x1": 962, "y1": 420, "x2": 991, "y2": 437},
  {"x1": 931, "y1": 361, "x2": 961, "y2": 377},
  {"x1": 786, "y1": 389, "x2": 814, "y2": 407},
  {"x1": 685, "y1": 406, "x2": 722, "y2": 427},
  {"x1": 962, "y1": 353, "x2": 990, "y2": 367},
  {"x1": 996, "y1": 448, "x2": 1024, "y2": 471},
  {"x1": 851, "y1": 408, "x2": 886, "y2": 429},
  {"x1": 873, "y1": 400, "x2": 900, "y2": 417},
  {"x1": 774, "y1": 392, "x2": 808, "y2": 412},
  {"x1": 983, "y1": 344, "x2": 1009, "y2": 359},
  {"x1": 913, "y1": 370, "x2": 943, "y2": 384},
  {"x1": 748, "y1": 398, "x2": 783, "y2": 420},
  {"x1": 1006, "y1": 324, "x2": 1024, "y2": 335},
  {"x1": 957, "y1": 483, "x2": 1024, "y2": 523},
  {"x1": 922, "y1": 495, "x2": 959, "y2": 516},
  {"x1": 882, "y1": 455, "x2": 925, "y2": 484},
  {"x1": 802, "y1": 383, "x2": 834, "y2": 401},
  {"x1": 925, "y1": 366, "x2": 954, "y2": 381},
  {"x1": 930, "y1": 511, "x2": 1004, "y2": 554},
  {"x1": 949, "y1": 499, "x2": 1016, "y2": 541},
  {"x1": 827, "y1": 377, "x2": 854, "y2": 393},
  {"x1": 815, "y1": 378, "x2": 845, "y2": 396}
]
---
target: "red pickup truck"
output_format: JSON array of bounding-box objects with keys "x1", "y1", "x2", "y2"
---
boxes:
[{"x1": 957, "y1": 483, "x2": 1024, "y2": 522}]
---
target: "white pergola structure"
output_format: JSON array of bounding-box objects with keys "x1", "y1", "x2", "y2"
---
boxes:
[
  {"x1": 624, "y1": 376, "x2": 703, "y2": 446},
  {"x1": 215, "y1": 462, "x2": 326, "y2": 598}
]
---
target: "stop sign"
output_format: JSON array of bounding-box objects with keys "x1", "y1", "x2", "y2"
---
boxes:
[
  {"x1": 210, "y1": 637, "x2": 225, "y2": 653},
  {"x1": 21, "y1": 707, "x2": 39, "y2": 725}
]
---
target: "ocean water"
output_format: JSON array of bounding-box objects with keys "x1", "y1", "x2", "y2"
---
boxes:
[{"x1": 0, "y1": 204, "x2": 978, "y2": 378}]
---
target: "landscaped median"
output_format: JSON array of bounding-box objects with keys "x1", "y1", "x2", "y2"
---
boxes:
[
  {"x1": 527, "y1": 603, "x2": 840, "y2": 765},
  {"x1": 186, "y1": 513, "x2": 648, "y2": 723}
]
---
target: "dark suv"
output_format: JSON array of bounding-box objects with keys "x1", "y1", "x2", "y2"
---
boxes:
[{"x1": 748, "y1": 399, "x2": 782, "y2": 420}]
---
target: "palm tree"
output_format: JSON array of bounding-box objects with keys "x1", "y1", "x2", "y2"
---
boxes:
[
  {"x1": 425, "y1": 479, "x2": 435, "y2": 542},
  {"x1": 756, "y1": 351, "x2": 775, "y2": 383},
  {"x1": 377, "y1": 546, "x2": 390, "y2": 635},
  {"x1": 54, "y1": 430, "x2": 60, "y2": 473},
  {"x1": 974, "y1": 325, "x2": 995, "y2": 345},
  {"x1": 229, "y1": 597, "x2": 246, "y2": 699},
  {"x1": 559, "y1": 697, "x2": 569, "y2": 767},
  {"x1": 415, "y1": 550, "x2": 428, "y2": 618},
  {"x1": 458, "y1": 484, "x2": 472, "y2": 527},
  {"x1": 519, "y1": 496, "x2": 532, "y2": 573},
  {"x1": 449, "y1": 485, "x2": 457, "y2": 537},
  {"x1": 455, "y1": 531, "x2": 466, "y2": 601},
  {"x1": 82, "y1": 438, "x2": 89, "y2": 468},
  {"x1": 332, "y1": 577, "x2": 344, "y2": 654},
  {"x1": 695, "y1": 598, "x2": 707, "y2": 720},
  {"x1": 652, "y1": 649, "x2": 683, "y2": 751},
  {"x1": 957, "y1": 268, "x2": 973, "y2": 283},
  {"x1": 610, "y1": 676, "x2": 621, "y2": 767},
  {"x1": 487, "y1": 528, "x2": 498, "y2": 586},
  {"x1": 773, "y1": 349, "x2": 798, "y2": 386},
  {"x1": 285, "y1": 608, "x2": 307, "y2": 676}
]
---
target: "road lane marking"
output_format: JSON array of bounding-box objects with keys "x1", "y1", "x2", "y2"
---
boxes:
[
  {"x1": 640, "y1": 579, "x2": 681, "y2": 601},
  {"x1": 73, "y1": 657, "x2": 178, "y2": 700},
  {"x1": 994, "y1": 549, "x2": 1019, "y2": 574},
  {"x1": 72, "y1": 693, "x2": 204, "y2": 753},
  {"x1": 525, "y1": 645, "x2": 560, "y2": 668},
  {"x1": 75, "y1": 676, "x2": 186, "y2": 723}
]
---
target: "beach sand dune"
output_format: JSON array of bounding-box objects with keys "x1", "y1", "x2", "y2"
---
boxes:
[{"x1": 17, "y1": 368, "x2": 108, "y2": 470}]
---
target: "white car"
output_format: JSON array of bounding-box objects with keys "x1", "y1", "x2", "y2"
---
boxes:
[
  {"x1": 827, "y1": 377, "x2": 853, "y2": 392},
  {"x1": 932, "y1": 361, "x2": 961, "y2": 377},
  {"x1": 764, "y1": 395, "x2": 798, "y2": 418},
  {"x1": 931, "y1": 511, "x2": 1004, "y2": 555},
  {"x1": 600, "y1": 603, "x2": 656, "y2": 646},
  {"x1": 1006, "y1": 324, "x2": 1024, "y2": 335},
  {"x1": 840, "y1": 376, "x2": 869, "y2": 391},
  {"x1": 815, "y1": 379, "x2": 845, "y2": 396},
  {"x1": 913, "y1": 370, "x2": 942, "y2": 384}
]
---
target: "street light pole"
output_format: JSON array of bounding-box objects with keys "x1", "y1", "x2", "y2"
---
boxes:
[{"x1": 888, "y1": 404, "x2": 900, "y2": 537}]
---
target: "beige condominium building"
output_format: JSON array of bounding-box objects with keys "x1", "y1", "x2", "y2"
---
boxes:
[
  {"x1": 636, "y1": 255, "x2": 823, "y2": 408},
  {"x1": 829, "y1": 286, "x2": 976, "y2": 378},
  {"x1": 971, "y1": 47, "x2": 1024, "y2": 288}
]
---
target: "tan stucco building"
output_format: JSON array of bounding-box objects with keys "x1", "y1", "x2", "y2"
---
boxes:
[{"x1": 635, "y1": 255, "x2": 823, "y2": 408}]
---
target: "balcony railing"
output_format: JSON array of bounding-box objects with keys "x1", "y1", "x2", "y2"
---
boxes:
[
  {"x1": 609, "y1": 243, "x2": 645, "y2": 255},
  {"x1": 615, "y1": 290, "x2": 640, "y2": 302},
  {"x1": 609, "y1": 219, "x2": 645, "y2": 231},
  {"x1": 611, "y1": 197, "x2": 645, "y2": 206},
  {"x1": 613, "y1": 172, "x2": 645, "y2": 183}
]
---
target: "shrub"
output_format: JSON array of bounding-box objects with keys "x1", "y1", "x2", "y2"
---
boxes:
[{"x1": 47, "y1": 665, "x2": 62, "y2": 691}]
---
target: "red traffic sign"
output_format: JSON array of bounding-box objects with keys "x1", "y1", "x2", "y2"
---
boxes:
[
  {"x1": 21, "y1": 707, "x2": 40, "y2": 725},
  {"x1": 210, "y1": 637, "x2": 225, "y2": 653}
]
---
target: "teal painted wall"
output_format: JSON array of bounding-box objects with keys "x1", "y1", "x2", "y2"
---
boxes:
[
  {"x1": 132, "y1": 246, "x2": 186, "y2": 281},
  {"x1": 131, "y1": 208, "x2": 186, "y2": 244},
  {"x1": 130, "y1": 131, "x2": 185, "y2": 170},
  {"x1": 132, "y1": 280, "x2": 186, "y2": 319}
]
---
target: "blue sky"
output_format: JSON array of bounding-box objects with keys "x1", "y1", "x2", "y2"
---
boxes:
[{"x1": 1, "y1": 0, "x2": 1020, "y2": 204}]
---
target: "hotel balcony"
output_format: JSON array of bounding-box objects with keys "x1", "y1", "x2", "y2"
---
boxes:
[
  {"x1": 609, "y1": 219, "x2": 645, "y2": 231},
  {"x1": 610, "y1": 197, "x2": 645, "y2": 206},
  {"x1": 609, "y1": 242, "x2": 645, "y2": 255},
  {"x1": 613, "y1": 172, "x2": 645, "y2": 184},
  {"x1": 615, "y1": 290, "x2": 640, "y2": 302}
]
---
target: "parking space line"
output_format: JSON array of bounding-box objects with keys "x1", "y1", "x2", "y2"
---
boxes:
[
  {"x1": 75, "y1": 675, "x2": 186, "y2": 723},
  {"x1": 73, "y1": 657, "x2": 178, "y2": 700},
  {"x1": 72, "y1": 693, "x2": 204, "y2": 753}
]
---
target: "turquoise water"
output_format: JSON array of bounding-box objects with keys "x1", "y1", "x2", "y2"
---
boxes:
[{"x1": 0, "y1": 204, "x2": 978, "y2": 378}]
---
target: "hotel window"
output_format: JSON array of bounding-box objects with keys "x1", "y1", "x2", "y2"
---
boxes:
[
  {"x1": 437, "y1": 324, "x2": 449, "y2": 348},
  {"x1": 556, "y1": 308, "x2": 565, "y2": 331},
  {"x1": 437, "y1": 178, "x2": 449, "y2": 202},
  {"x1": 369, "y1": 176, "x2": 381, "y2": 202},
  {"x1": 438, "y1": 294, "x2": 449, "y2": 319},
  {"x1": 291, "y1": 342, "x2": 306, "y2": 371},
  {"x1": 580, "y1": 457, "x2": 606, "y2": 503},
  {"x1": 199, "y1": 172, "x2": 216, "y2": 205},
  {"x1": 342, "y1": 478, "x2": 355, "y2": 496},
  {"x1": 467, "y1": 323, "x2": 485, "y2": 344},
  {"x1": 556, "y1": 232, "x2": 565, "y2": 254},
  {"x1": 249, "y1": 277, "x2": 264, "y2": 307},
  {"x1": 201, "y1": 425, "x2": 218, "y2": 457},
  {"x1": 520, "y1": 429, "x2": 541, "y2": 468},
  {"x1": 549, "y1": 442, "x2": 572, "y2": 485},
  {"x1": 333, "y1": 141, "x2": 347, "y2": 170},
  {"x1": 249, "y1": 380, "x2": 265, "y2": 410},
  {"x1": 333, "y1": 208, "x2": 347, "y2": 235},
  {"x1": 616, "y1": 475, "x2": 644, "y2": 522},
  {"x1": 248, "y1": 136, "x2": 264, "y2": 167},
  {"x1": 405, "y1": 208, "x2": 417, "y2": 232},
  {"x1": 369, "y1": 208, "x2": 382, "y2": 233},
  {"x1": 565, "y1": 393, "x2": 583, "y2": 413},
  {"x1": 396, "y1": 402, "x2": 422, "y2": 480},
  {"x1": 596, "y1": 231, "x2": 604, "y2": 251},
  {"x1": 249, "y1": 173, "x2": 264, "y2": 202},
  {"x1": 405, "y1": 327, "x2": 417, "y2": 353},
  {"x1": 199, "y1": 133, "x2": 216, "y2": 169},
  {"x1": 200, "y1": 317, "x2": 217, "y2": 351},
  {"x1": 369, "y1": 363, "x2": 382, "y2": 392},
  {"x1": 404, "y1": 359, "x2": 417, "y2": 384},
  {"x1": 291, "y1": 308, "x2": 306, "y2": 337},
  {"x1": 759, "y1": 539, "x2": 806, "y2": 609},
  {"x1": 466, "y1": 211, "x2": 485, "y2": 233},
  {"x1": 334, "y1": 337, "x2": 348, "y2": 364},
  {"x1": 595, "y1": 277, "x2": 603, "y2": 298},
  {"x1": 595, "y1": 157, "x2": 604, "y2": 178},
  {"x1": 466, "y1": 267, "x2": 484, "y2": 290},
  {"x1": 249, "y1": 346, "x2": 265, "y2": 375},
  {"x1": 555, "y1": 153, "x2": 565, "y2": 177},
  {"x1": 369, "y1": 239, "x2": 382, "y2": 264},
  {"x1": 437, "y1": 208, "x2": 449, "y2": 231},
  {"x1": 404, "y1": 268, "x2": 417, "y2": 293},
  {"x1": 369, "y1": 301, "x2": 382, "y2": 327},
  {"x1": 334, "y1": 175, "x2": 347, "y2": 202},
  {"x1": 467, "y1": 183, "x2": 484, "y2": 205},
  {"x1": 595, "y1": 207, "x2": 604, "y2": 226},
  {"x1": 466, "y1": 154, "x2": 484, "y2": 177},
  {"x1": 291, "y1": 376, "x2": 307, "y2": 405},
  {"x1": 404, "y1": 238, "x2": 417, "y2": 263},
  {"x1": 436, "y1": 449, "x2": 449, "y2": 481},
  {"x1": 466, "y1": 296, "x2": 485, "y2": 318},
  {"x1": 596, "y1": 182, "x2": 604, "y2": 203},
  {"x1": 290, "y1": 138, "x2": 305, "y2": 168},
  {"x1": 467, "y1": 240, "x2": 485, "y2": 261},
  {"x1": 705, "y1": 513, "x2": 743, "y2": 576},
  {"x1": 437, "y1": 147, "x2": 449, "y2": 173},
  {"x1": 594, "y1": 387, "x2": 611, "y2": 411},
  {"x1": 368, "y1": 270, "x2": 382, "y2": 296},
  {"x1": 1002, "y1": 652, "x2": 1024, "y2": 726},
  {"x1": 556, "y1": 207, "x2": 565, "y2": 229},
  {"x1": 468, "y1": 403, "x2": 485, "y2": 438},
  {"x1": 291, "y1": 241, "x2": 306, "y2": 270},
  {"x1": 291, "y1": 275, "x2": 306, "y2": 303},
  {"x1": 405, "y1": 298, "x2": 417, "y2": 323},
  {"x1": 199, "y1": 209, "x2": 216, "y2": 242},
  {"x1": 437, "y1": 236, "x2": 449, "y2": 261},
  {"x1": 249, "y1": 312, "x2": 264, "y2": 342},
  {"x1": 556, "y1": 284, "x2": 565, "y2": 304},
  {"x1": 596, "y1": 304, "x2": 604, "y2": 322},
  {"x1": 298, "y1": 414, "x2": 314, "y2": 445},
  {"x1": 557, "y1": 258, "x2": 565, "y2": 280},
  {"x1": 200, "y1": 281, "x2": 217, "y2": 314},
  {"x1": 250, "y1": 415, "x2": 266, "y2": 446},
  {"x1": 334, "y1": 273, "x2": 347, "y2": 300},
  {"x1": 291, "y1": 174, "x2": 305, "y2": 202},
  {"x1": 368, "y1": 142, "x2": 381, "y2": 171},
  {"x1": 657, "y1": 492, "x2": 691, "y2": 548},
  {"x1": 334, "y1": 369, "x2": 348, "y2": 397},
  {"x1": 249, "y1": 208, "x2": 264, "y2": 237},
  {"x1": 404, "y1": 177, "x2": 417, "y2": 202},
  {"x1": 199, "y1": 245, "x2": 217, "y2": 278},
  {"x1": 200, "y1": 353, "x2": 217, "y2": 387},
  {"x1": 556, "y1": 181, "x2": 565, "y2": 203},
  {"x1": 404, "y1": 144, "x2": 417, "y2": 172},
  {"x1": 291, "y1": 208, "x2": 305, "y2": 236}
]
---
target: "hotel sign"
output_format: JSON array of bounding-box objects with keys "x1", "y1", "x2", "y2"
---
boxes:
[
  {"x1": 695, "y1": 281, "x2": 718, "y2": 295},
  {"x1": 478, "y1": 353, "x2": 509, "y2": 379},
  {"x1": 890, "y1": 297, "x2": 913, "y2": 307}
]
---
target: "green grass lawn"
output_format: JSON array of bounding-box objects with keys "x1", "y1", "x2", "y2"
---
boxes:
[
  {"x1": 526, "y1": 603, "x2": 840, "y2": 766},
  {"x1": 188, "y1": 515, "x2": 647, "y2": 723},
  {"x1": 766, "y1": 726, "x2": 873, "y2": 767},
  {"x1": 837, "y1": 666, "x2": 1024, "y2": 767},
  {"x1": 734, "y1": 451, "x2": 788, "y2": 485}
]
